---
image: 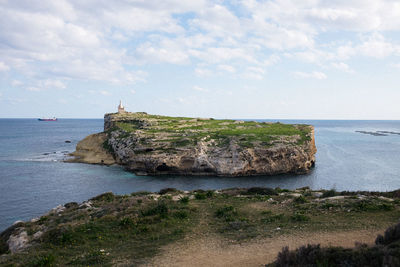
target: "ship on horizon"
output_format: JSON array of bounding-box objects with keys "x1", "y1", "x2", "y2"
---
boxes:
[{"x1": 38, "y1": 117, "x2": 57, "y2": 121}]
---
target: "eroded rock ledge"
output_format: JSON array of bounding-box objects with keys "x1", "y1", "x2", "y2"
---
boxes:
[{"x1": 70, "y1": 112, "x2": 316, "y2": 176}]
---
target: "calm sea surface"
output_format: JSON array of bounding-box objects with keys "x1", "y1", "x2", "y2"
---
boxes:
[{"x1": 1, "y1": 118, "x2": 400, "y2": 230}]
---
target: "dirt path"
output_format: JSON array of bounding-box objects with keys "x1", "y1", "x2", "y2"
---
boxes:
[{"x1": 144, "y1": 229, "x2": 383, "y2": 267}]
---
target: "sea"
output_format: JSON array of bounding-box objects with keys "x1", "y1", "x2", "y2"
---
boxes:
[{"x1": 1, "y1": 118, "x2": 400, "y2": 231}]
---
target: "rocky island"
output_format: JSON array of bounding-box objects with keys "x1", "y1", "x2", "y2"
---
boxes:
[{"x1": 69, "y1": 112, "x2": 316, "y2": 176}]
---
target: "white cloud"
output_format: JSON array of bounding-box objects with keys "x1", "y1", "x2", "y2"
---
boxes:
[
  {"x1": 262, "y1": 54, "x2": 280, "y2": 67},
  {"x1": 42, "y1": 79, "x2": 66, "y2": 90},
  {"x1": 218, "y1": 64, "x2": 236, "y2": 73},
  {"x1": 190, "y1": 47, "x2": 256, "y2": 64},
  {"x1": 130, "y1": 89, "x2": 136, "y2": 94},
  {"x1": 135, "y1": 41, "x2": 189, "y2": 64},
  {"x1": 293, "y1": 71, "x2": 327, "y2": 80},
  {"x1": 26, "y1": 86, "x2": 43, "y2": 92},
  {"x1": 193, "y1": 85, "x2": 209, "y2": 92},
  {"x1": 100, "y1": 90, "x2": 111, "y2": 96},
  {"x1": 191, "y1": 4, "x2": 243, "y2": 38},
  {"x1": 1, "y1": 0, "x2": 400, "y2": 99},
  {"x1": 0, "y1": 61, "x2": 10, "y2": 71},
  {"x1": 331, "y1": 62, "x2": 354, "y2": 73},
  {"x1": 242, "y1": 66, "x2": 266, "y2": 80},
  {"x1": 11, "y1": 80, "x2": 23, "y2": 87},
  {"x1": 195, "y1": 67, "x2": 212, "y2": 77},
  {"x1": 358, "y1": 33, "x2": 398, "y2": 59}
]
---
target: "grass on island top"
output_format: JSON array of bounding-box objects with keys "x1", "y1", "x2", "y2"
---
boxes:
[
  {"x1": 2, "y1": 187, "x2": 400, "y2": 266},
  {"x1": 107, "y1": 112, "x2": 312, "y2": 149}
]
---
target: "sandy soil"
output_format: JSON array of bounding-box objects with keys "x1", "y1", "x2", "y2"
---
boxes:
[{"x1": 144, "y1": 229, "x2": 383, "y2": 267}]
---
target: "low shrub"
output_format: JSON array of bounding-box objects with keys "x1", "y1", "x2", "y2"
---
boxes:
[
  {"x1": 179, "y1": 196, "x2": 189, "y2": 204},
  {"x1": 64, "y1": 202, "x2": 79, "y2": 209},
  {"x1": 290, "y1": 213, "x2": 310, "y2": 222},
  {"x1": 206, "y1": 190, "x2": 215, "y2": 198},
  {"x1": 244, "y1": 187, "x2": 277, "y2": 196},
  {"x1": 275, "y1": 187, "x2": 290, "y2": 193},
  {"x1": 322, "y1": 189, "x2": 337, "y2": 198},
  {"x1": 376, "y1": 223, "x2": 400, "y2": 245},
  {"x1": 173, "y1": 210, "x2": 189, "y2": 220},
  {"x1": 70, "y1": 250, "x2": 108, "y2": 265},
  {"x1": 90, "y1": 192, "x2": 115, "y2": 202},
  {"x1": 321, "y1": 202, "x2": 339, "y2": 209},
  {"x1": 353, "y1": 200, "x2": 394, "y2": 212},
  {"x1": 215, "y1": 205, "x2": 238, "y2": 222},
  {"x1": 131, "y1": 191, "x2": 151, "y2": 196},
  {"x1": 294, "y1": 195, "x2": 307, "y2": 204},
  {"x1": 159, "y1": 188, "x2": 178, "y2": 195},
  {"x1": 119, "y1": 217, "x2": 135, "y2": 228},
  {"x1": 42, "y1": 226, "x2": 78, "y2": 245},
  {"x1": 195, "y1": 192, "x2": 207, "y2": 200},
  {"x1": 271, "y1": 222, "x2": 400, "y2": 266},
  {"x1": 261, "y1": 213, "x2": 285, "y2": 223},
  {"x1": 141, "y1": 202, "x2": 169, "y2": 217},
  {"x1": 29, "y1": 253, "x2": 56, "y2": 267}
]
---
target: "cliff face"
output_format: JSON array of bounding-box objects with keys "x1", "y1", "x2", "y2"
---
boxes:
[{"x1": 73, "y1": 112, "x2": 316, "y2": 176}]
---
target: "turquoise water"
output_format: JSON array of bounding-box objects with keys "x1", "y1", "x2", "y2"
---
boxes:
[{"x1": 1, "y1": 119, "x2": 400, "y2": 230}]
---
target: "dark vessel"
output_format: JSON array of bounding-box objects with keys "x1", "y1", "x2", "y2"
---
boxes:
[{"x1": 38, "y1": 117, "x2": 57, "y2": 121}]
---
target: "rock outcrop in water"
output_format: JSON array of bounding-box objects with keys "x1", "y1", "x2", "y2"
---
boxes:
[{"x1": 70, "y1": 112, "x2": 316, "y2": 176}]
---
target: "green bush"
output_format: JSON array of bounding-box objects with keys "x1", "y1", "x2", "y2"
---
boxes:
[
  {"x1": 354, "y1": 200, "x2": 394, "y2": 212},
  {"x1": 119, "y1": 217, "x2": 135, "y2": 228},
  {"x1": 29, "y1": 253, "x2": 56, "y2": 267},
  {"x1": 271, "y1": 222, "x2": 400, "y2": 266},
  {"x1": 159, "y1": 188, "x2": 178, "y2": 195},
  {"x1": 173, "y1": 210, "x2": 189, "y2": 220},
  {"x1": 376, "y1": 222, "x2": 400, "y2": 245},
  {"x1": 43, "y1": 227, "x2": 77, "y2": 245},
  {"x1": 179, "y1": 196, "x2": 189, "y2": 204},
  {"x1": 290, "y1": 213, "x2": 310, "y2": 222},
  {"x1": 141, "y1": 202, "x2": 169, "y2": 217},
  {"x1": 245, "y1": 187, "x2": 277, "y2": 195},
  {"x1": 294, "y1": 195, "x2": 307, "y2": 204},
  {"x1": 90, "y1": 192, "x2": 115, "y2": 202},
  {"x1": 322, "y1": 189, "x2": 337, "y2": 198},
  {"x1": 261, "y1": 213, "x2": 285, "y2": 223},
  {"x1": 195, "y1": 192, "x2": 207, "y2": 200},
  {"x1": 70, "y1": 250, "x2": 108, "y2": 265},
  {"x1": 215, "y1": 205, "x2": 238, "y2": 222},
  {"x1": 131, "y1": 191, "x2": 151, "y2": 196},
  {"x1": 206, "y1": 190, "x2": 215, "y2": 198}
]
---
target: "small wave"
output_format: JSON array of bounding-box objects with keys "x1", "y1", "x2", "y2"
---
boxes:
[{"x1": 14, "y1": 151, "x2": 73, "y2": 162}]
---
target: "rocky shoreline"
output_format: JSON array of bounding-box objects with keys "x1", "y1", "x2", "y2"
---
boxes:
[{"x1": 68, "y1": 112, "x2": 317, "y2": 176}]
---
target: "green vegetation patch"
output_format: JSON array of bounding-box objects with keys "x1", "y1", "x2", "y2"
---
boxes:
[{"x1": 108, "y1": 112, "x2": 312, "y2": 154}]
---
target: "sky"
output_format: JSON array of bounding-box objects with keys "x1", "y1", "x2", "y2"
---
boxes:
[{"x1": 0, "y1": 0, "x2": 400, "y2": 119}]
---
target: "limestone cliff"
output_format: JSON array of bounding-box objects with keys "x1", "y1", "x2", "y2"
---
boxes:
[{"x1": 71, "y1": 112, "x2": 316, "y2": 176}]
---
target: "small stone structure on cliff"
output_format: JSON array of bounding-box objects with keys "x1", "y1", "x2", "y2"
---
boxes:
[
  {"x1": 117, "y1": 100, "x2": 126, "y2": 114},
  {"x1": 70, "y1": 112, "x2": 317, "y2": 176}
]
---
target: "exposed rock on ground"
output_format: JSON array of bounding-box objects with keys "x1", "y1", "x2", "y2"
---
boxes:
[{"x1": 7, "y1": 231, "x2": 28, "y2": 253}]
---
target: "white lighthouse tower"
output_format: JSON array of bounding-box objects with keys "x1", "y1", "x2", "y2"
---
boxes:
[{"x1": 118, "y1": 100, "x2": 126, "y2": 113}]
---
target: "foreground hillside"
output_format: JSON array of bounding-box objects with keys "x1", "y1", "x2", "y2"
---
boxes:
[
  {"x1": 70, "y1": 112, "x2": 316, "y2": 176},
  {"x1": 1, "y1": 187, "x2": 400, "y2": 266}
]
